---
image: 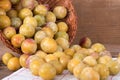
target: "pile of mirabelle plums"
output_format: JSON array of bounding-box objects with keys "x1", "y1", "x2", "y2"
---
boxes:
[
  {"x1": 2, "y1": 37, "x2": 120, "y2": 80},
  {"x1": 1, "y1": 0, "x2": 120, "y2": 80}
]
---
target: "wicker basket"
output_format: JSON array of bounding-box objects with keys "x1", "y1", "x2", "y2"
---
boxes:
[{"x1": 0, "y1": 0, "x2": 77, "y2": 54}]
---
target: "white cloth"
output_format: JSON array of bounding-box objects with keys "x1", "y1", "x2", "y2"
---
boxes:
[{"x1": 2, "y1": 68, "x2": 77, "y2": 80}]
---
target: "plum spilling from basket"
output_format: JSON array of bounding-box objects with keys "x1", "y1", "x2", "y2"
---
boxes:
[
  {"x1": 0, "y1": 0, "x2": 69, "y2": 54},
  {"x1": 1, "y1": 0, "x2": 120, "y2": 80},
  {"x1": 2, "y1": 37, "x2": 120, "y2": 80}
]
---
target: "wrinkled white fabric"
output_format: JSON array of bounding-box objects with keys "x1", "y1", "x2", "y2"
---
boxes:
[{"x1": 2, "y1": 68, "x2": 77, "y2": 80}]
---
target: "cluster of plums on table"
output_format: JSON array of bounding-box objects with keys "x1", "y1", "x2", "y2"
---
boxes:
[
  {"x1": 2, "y1": 37, "x2": 120, "y2": 80},
  {"x1": 1, "y1": 0, "x2": 120, "y2": 80}
]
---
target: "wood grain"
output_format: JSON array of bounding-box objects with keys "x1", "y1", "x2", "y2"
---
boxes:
[
  {"x1": 1, "y1": 0, "x2": 120, "y2": 79},
  {"x1": 72, "y1": 0, "x2": 120, "y2": 54},
  {"x1": 72, "y1": 0, "x2": 120, "y2": 44}
]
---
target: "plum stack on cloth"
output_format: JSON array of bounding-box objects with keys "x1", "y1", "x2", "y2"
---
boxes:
[
  {"x1": 2, "y1": 68, "x2": 120, "y2": 80},
  {"x1": 2, "y1": 68, "x2": 77, "y2": 80}
]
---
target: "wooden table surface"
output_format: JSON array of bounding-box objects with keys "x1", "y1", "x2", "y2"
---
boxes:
[{"x1": 1, "y1": 0, "x2": 120, "y2": 79}]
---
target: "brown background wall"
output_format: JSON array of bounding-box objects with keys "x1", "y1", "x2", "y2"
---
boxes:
[
  {"x1": 72, "y1": 0, "x2": 120, "y2": 54},
  {"x1": 73, "y1": 0, "x2": 120, "y2": 45}
]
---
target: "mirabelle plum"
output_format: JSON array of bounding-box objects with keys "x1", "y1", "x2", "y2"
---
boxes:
[
  {"x1": 67, "y1": 58, "x2": 81, "y2": 73},
  {"x1": 70, "y1": 45, "x2": 81, "y2": 53},
  {"x1": 34, "y1": 5, "x2": 48, "y2": 16},
  {"x1": 53, "y1": 51, "x2": 65, "y2": 58},
  {"x1": 80, "y1": 67, "x2": 100, "y2": 80},
  {"x1": 39, "y1": 63, "x2": 56, "y2": 80},
  {"x1": 54, "y1": 31, "x2": 69, "y2": 40},
  {"x1": 35, "y1": 50, "x2": 47, "y2": 59},
  {"x1": 73, "y1": 53, "x2": 86, "y2": 60},
  {"x1": 7, "y1": 9, "x2": 17, "y2": 18},
  {"x1": 42, "y1": 27, "x2": 54, "y2": 38},
  {"x1": 19, "y1": 24, "x2": 35, "y2": 38},
  {"x1": 57, "y1": 22, "x2": 68, "y2": 32},
  {"x1": 98, "y1": 55, "x2": 112, "y2": 65},
  {"x1": 21, "y1": 39, "x2": 37, "y2": 54},
  {"x1": 45, "y1": 54, "x2": 58, "y2": 62},
  {"x1": 47, "y1": 22, "x2": 58, "y2": 34},
  {"x1": 29, "y1": 58, "x2": 45, "y2": 76},
  {"x1": 3, "y1": 27, "x2": 16, "y2": 40},
  {"x1": 91, "y1": 43, "x2": 106, "y2": 53},
  {"x1": 40, "y1": 37, "x2": 57, "y2": 53},
  {"x1": 73, "y1": 62, "x2": 87, "y2": 79},
  {"x1": 26, "y1": 55, "x2": 41, "y2": 68},
  {"x1": 64, "y1": 48, "x2": 75, "y2": 57},
  {"x1": 53, "y1": 6, "x2": 67, "y2": 19},
  {"x1": 2, "y1": 52, "x2": 14, "y2": 65},
  {"x1": 23, "y1": 16, "x2": 37, "y2": 28},
  {"x1": 34, "y1": 15, "x2": 45, "y2": 27},
  {"x1": 56, "y1": 37, "x2": 69, "y2": 50},
  {"x1": 34, "y1": 30, "x2": 47, "y2": 44},
  {"x1": 11, "y1": 34, "x2": 25, "y2": 48},
  {"x1": 7, "y1": 57, "x2": 21, "y2": 71},
  {"x1": 59, "y1": 54, "x2": 71, "y2": 69},
  {"x1": 79, "y1": 37, "x2": 92, "y2": 48},
  {"x1": 46, "y1": 11, "x2": 56, "y2": 22},
  {"x1": 49, "y1": 60, "x2": 64, "y2": 75},
  {"x1": 19, "y1": 8, "x2": 33, "y2": 20},
  {"x1": 83, "y1": 56, "x2": 97, "y2": 67},
  {"x1": 94, "y1": 64, "x2": 109, "y2": 80},
  {"x1": 108, "y1": 60, "x2": 120, "y2": 75},
  {"x1": 19, "y1": 54, "x2": 30, "y2": 68}
]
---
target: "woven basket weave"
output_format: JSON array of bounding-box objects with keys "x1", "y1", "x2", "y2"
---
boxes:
[{"x1": 0, "y1": 0, "x2": 77, "y2": 54}]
